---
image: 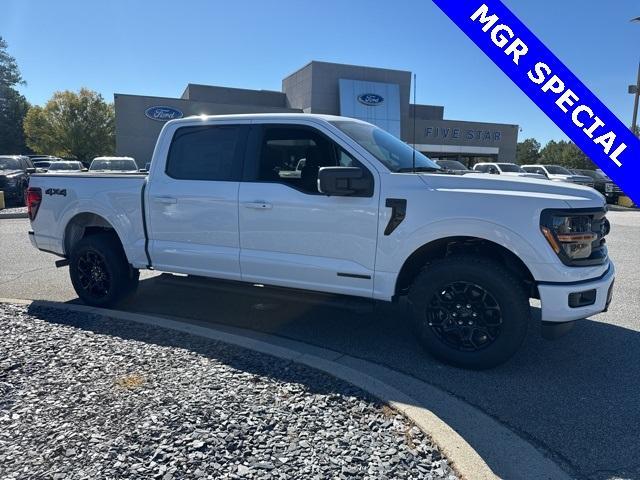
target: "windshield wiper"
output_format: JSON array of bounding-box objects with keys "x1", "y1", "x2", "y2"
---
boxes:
[{"x1": 396, "y1": 167, "x2": 441, "y2": 173}]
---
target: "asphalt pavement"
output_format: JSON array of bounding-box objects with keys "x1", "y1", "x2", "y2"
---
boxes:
[{"x1": 1, "y1": 212, "x2": 639, "y2": 479}]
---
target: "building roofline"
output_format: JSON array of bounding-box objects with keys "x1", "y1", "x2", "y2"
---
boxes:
[{"x1": 282, "y1": 60, "x2": 412, "y2": 81}]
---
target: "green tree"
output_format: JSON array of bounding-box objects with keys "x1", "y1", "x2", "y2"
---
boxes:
[
  {"x1": 0, "y1": 87, "x2": 30, "y2": 153},
  {"x1": 540, "y1": 140, "x2": 595, "y2": 170},
  {"x1": 24, "y1": 88, "x2": 115, "y2": 161},
  {"x1": 515, "y1": 138, "x2": 541, "y2": 165},
  {"x1": 0, "y1": 36, "x2": 29, "y2": 153},
  {"x1": 0, "y1": 36, "x2": 23, "y2": 88}
]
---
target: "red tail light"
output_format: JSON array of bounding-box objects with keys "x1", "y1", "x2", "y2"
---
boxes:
[{"x1": 27, "y1": 187, "x2": 42, "y2": 221}]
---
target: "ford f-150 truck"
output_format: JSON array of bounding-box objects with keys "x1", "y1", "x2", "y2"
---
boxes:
[{"x1": 26, "y1": 114, "x2": 615, "y2": 369}]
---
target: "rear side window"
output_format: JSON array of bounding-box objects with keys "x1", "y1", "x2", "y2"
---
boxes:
[{"x1": 166, "y1": 125, "x2": 247, "y2": 181}]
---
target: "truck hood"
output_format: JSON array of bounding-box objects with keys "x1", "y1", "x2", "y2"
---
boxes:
[
  {"x1": 418, "y1": 172, "x2": 604, "y2": 208},
  {"x1": 500, "y1": 172, "x2": 547, "y2": 179},
  {"x1": 0, "y1": 169, "x2": 22, "y2": 177},
  {"x1": 548, "y1": 174, "x2": 592, "y2": 183}
]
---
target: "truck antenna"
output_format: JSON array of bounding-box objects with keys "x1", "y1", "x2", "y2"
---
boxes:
[{"x1": 412, "y1": 73, "x2": 417, "y2": 173}]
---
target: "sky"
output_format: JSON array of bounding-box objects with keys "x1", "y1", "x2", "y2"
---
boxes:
[{"x1": 1, "y1": 0, "x2": 638, "y2": 146}]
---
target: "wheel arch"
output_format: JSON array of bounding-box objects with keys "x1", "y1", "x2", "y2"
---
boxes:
[
  {"x1": 64, "y1": 212, "x2": 127, "y2": 259},
  {"x1": 395, "y1": 236, "x2": 538, "y2": 299}
]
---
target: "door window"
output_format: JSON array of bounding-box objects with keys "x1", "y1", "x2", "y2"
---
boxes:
[
  {"x1": 250, "y1": 125, "x2": 369, "y2": 194},
  {"x1": 166, "y1": 125, "x2": 247, "y2": 181}
]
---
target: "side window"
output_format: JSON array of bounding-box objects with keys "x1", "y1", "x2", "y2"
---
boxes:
[
  {"x1": 166, "y1": 125, "x2": 247, "y2": 181},
  {"x1": 475, "y1": 164, "x2": 486, "y2": 172},
  {"x1": 256, "y1": 126, "x2": 337, "y2": 194}
]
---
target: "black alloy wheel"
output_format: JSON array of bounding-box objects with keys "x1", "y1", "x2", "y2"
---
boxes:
[
  {"x1": 425, "y1": 281, "x2": 503, "y2": 352},
  {"x1": 408, "y1": 255, "x2": 530, "y2": 369},
  {"x1": 76, "y1": 250, "x2": 112, "y2": 299}
]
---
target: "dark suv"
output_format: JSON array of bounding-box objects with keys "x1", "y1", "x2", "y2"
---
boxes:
[
  {"x1": 570, "y1": 169, "x2": 622, "y2": 203},
  {"x1": 0, "y1": 155, "x2": 36, "y2": 206}
]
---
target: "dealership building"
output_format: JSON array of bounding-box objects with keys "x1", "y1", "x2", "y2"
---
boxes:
[{"x1": 115, "y1": 61, "x2": 519, "y2": 166}]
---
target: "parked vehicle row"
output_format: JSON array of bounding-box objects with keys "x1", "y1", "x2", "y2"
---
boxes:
[
  {"x1": 26, "y1": 113, "x2": 615, "y2": 369},
  {"x1": 431, "y1": 160, "x2": 620, "y2": 203},
  {"x1": 0, "y1": 155, "x2": 36, "y2": 205}
]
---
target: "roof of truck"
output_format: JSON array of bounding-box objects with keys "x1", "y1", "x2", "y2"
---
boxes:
[{"x1": 167, "y1": 113, "x2": 368, "y2": 125}]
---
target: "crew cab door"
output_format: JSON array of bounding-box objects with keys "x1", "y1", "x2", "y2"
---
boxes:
[
  {"x1": 146, "y1": 120, "x2": 249, "y2": 280},
  {"x1": 238, "y1": 121, "x2": 380, "y2": 298}
]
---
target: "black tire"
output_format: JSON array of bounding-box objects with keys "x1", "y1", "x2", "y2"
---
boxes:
[
  {"x1": 69, "y1": 233, "x2": 139, "y2": 308},
  {"x1": 408, "y1": 255, "x2": 530, "y2": 369}
]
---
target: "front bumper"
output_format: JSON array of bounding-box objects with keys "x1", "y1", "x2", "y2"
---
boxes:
[{"x1": 537, "y1": 262, "x2": 615, "y2": 322}]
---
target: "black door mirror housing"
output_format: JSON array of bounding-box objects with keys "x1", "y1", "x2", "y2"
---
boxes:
[
  {"x1": 26, "y1": 167, "x2": 37, "y2": 174},
  {"x1": 318, "y1": 167, "x2": 373, "y2": 197}
]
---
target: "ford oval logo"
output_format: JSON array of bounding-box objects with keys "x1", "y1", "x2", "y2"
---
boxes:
[
  {"x1": 357, "y1": 93, "x2": 384, "y2": 106},
  {"x1": 145, "y1": 106, "x2": 184, "y2": 122}
]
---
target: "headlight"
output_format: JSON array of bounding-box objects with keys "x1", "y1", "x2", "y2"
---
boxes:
[
  {"x1": 540, "y1": 209, "x2": 609, "y2": 266},
  {"x1": 605, "y1": 183, "x2": 614, "y2": 192}
]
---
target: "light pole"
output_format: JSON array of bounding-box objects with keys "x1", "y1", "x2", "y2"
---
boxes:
[{"x1": 631, "y1": 17, "x2": 640, "y2": 134}]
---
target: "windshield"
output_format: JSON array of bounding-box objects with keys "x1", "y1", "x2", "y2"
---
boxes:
[
  {"x1": 90, "y1": 159, "x2": 137, "y2": 171},
  {"x1": 330, "y1": 121, "x2": 440, "y2": 172},
  {"x1": 545, "y1": 165, "x2": 572, "y2": 175},
  {"x1": 0, "y1": 158, "x2": 21, "y2": 170},
  {"x1": 33, "y1": 161, "x2": 51, "y2": 168},
  {"x1": 497, "y1": 163, "x2": 525, "y2": 173},
  {"x1": 437, "y1": 160, "x2": 468, "y2": 171},
  {"x1": 49, "y1": 162, "x2": 82, "y2": 171}
]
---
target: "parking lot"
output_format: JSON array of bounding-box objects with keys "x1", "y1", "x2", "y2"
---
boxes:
[{"x1": 1, "y1": 210, "x2": 639, "y2": 479}]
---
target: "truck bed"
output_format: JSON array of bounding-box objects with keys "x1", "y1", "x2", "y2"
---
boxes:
[{"x1": 28, "y1": 173, "x2": 149, "y2": 268}]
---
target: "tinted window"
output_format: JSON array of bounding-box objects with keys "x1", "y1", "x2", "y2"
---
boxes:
[
  {"x1": 166, "y1": 125, "x2": 247, "y2": 181},
  {"x1": 90, "y1": 159, "x2": 138, "y2": 171},
  {"x1": 255, "y1": 126, "x2": 337, "y2": 193},
  {"x1": 545, "y1": 165, "x2": 572, "y2": 175},
  {"x1": 0, "y1": 157, "x2": 21, "y2": 170},
  {"x1": 496, "y1": 163, "x2": 524, "y2": 173},
  {"x1": 474, "y1": 164, "x2": 488, "y2": 172}
]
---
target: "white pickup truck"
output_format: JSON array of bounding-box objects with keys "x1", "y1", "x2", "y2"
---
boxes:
[{"x1": 26, "y1": 114, "x2": 615, "y2": 369}]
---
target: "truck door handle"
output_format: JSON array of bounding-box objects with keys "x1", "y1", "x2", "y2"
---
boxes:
[
  {"x1": 243, "y1": 201, "x2": 272, "y2": 210},
  {"x1": 152, "y1": 196, "x2": 177, "y2": 204}
]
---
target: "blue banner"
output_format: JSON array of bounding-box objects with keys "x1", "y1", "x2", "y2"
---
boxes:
[{"x1": 432, "y1": 0, "x2": 639, "y2": 204}]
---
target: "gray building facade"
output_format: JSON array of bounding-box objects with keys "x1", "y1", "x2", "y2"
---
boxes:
[{"x1": 115, "y1": 61, "x2": 518, "y2": 166}]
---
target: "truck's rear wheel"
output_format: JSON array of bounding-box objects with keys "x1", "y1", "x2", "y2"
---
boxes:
[
  {"x1": 408, "y1": 255, "x2": 529, "y2": 369},
  {"x1": 69, "y1": 233, "x2": 139, "y2": 308}
]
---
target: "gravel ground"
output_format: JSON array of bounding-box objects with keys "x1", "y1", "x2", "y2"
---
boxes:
[{"x1": 0, "y1": 303, "x2": 457, "y2": 480}]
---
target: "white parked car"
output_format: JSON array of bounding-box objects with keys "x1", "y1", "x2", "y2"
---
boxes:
[
  {"x1": 26, "y1": 114, "x2": 615, "y2": 369},
  {"x1": 473, "y1": 162, "x2": 546, "y2": 179},
  {"x1": 89, "y1": 156, "x2": 139, "y2": 173},
  {"x1": 521, "y1": 164, "x2": 595, "y2": 188}
]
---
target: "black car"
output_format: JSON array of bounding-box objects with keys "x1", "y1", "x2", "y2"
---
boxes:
[
  {"x1": 0, "y1": 155, "x2": 36, "y2": 206},
  {"x1": 435, "y1": 159, "x2": 473, "y2": 175},
  {"x1": 570, "y1": 169, "x2": 621, "y2": 203}
]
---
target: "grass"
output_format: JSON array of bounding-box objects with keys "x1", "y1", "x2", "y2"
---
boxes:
[{"x1": 115, "y1": 373, "x2": 145, "y2": 390}]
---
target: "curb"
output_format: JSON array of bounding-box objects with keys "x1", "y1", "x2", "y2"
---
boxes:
[
  {"x1": 1, "y1": 298, "x2": 571, "y2": 480},
  {"x1": 0, "y1": 212, "x2": 28, "y2": 219}
]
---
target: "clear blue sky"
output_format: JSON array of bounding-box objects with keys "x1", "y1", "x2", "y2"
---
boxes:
[{"x1": 2, "y1": 0, "x2": 638, "y2": 146}]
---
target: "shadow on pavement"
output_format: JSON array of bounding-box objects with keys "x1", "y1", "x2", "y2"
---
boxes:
[{"x1": 35, "y1": 274, "x2": 640, "y2": 479}]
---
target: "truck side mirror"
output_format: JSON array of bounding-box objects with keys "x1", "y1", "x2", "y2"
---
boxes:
[
  {"x1": 26, "y1": 167, "x2": 37, "y2": 174},
  {"x1": 318, "y1": 167, "x2": 373, "y2": 197}
]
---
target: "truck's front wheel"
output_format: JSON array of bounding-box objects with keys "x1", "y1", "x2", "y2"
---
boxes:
[
  {"x1": 408, "y1": 256, "x2": 530, "y2": 369},
  {"x1": 69, "y1": 233, "x2": 139, "y2": 308}
]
